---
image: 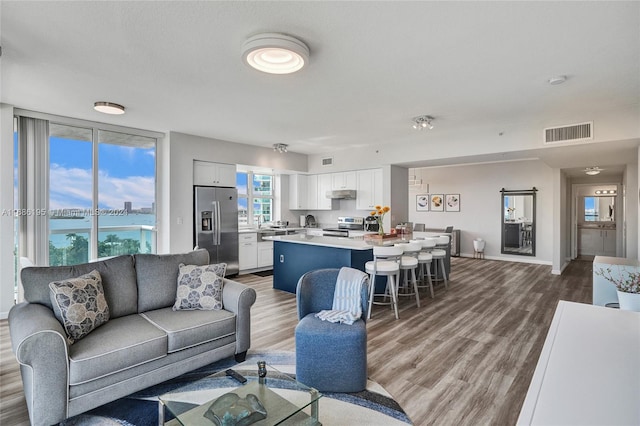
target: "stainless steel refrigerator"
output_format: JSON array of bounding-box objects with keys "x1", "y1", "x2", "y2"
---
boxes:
[{"x1": 194, "y1": 186, "x2": 239, "y2": 276}]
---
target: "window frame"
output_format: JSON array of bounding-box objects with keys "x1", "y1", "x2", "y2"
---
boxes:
[
  {"x1": 14, "y1": 109, "x2": 163, "y2": 265},
  {"x1": 237, "y1": 171, "x2": 275, "y2": 227}
]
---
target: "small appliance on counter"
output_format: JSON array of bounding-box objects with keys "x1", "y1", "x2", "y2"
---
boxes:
[
  {"x1": 305, "y1": 214, "x2": 317, "y2": 228},
  {"x1": 323, "y1": 216, "x2": 364, "y2": 237},
  {"x1": 364, "y1": 216, "x2": 379, "y2": 232}
]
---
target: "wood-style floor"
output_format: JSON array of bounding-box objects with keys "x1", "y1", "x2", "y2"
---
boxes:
[{"x1": 0, "y1": 257, "x2": 593, "y2": 426}]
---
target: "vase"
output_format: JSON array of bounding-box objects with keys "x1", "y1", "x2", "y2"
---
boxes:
[
  {"x1": 616, "y1": 290, "x2": 640, "y2": 312},
  {"x1": 378, "y1": 226, "x2": 384, "y2": 236}
]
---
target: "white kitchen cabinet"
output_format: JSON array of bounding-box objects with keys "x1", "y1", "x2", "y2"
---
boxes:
[
  {"x1": 307, "y1": 175, "x2": 318, "y2": 210},
  {"x1": 356, "y1": 168, "x2": 383, "y2": 210},
  {"x1": 578, "y1": 228, "x2": 616, "y2": 256},
  {"x1": 289, "y1": 174, "x2": 308, "y2": 210},
  {"x1": 257, "y1": 241, "x2": 274, "y2": 267},
  {"x1": 317, "y1": 174, "x2": 333, "y2": 210},
  {"x1": 331, "y1": 171, "x2": 357, "y2": 190},
  {"x1": 193, "y1": 160, "x2": 236, "y2": 187},
  {"x1": 238, "y1": 233, "x2": 258, "y2": 270}
]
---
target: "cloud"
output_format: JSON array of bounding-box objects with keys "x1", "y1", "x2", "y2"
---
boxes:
[{"x1": 49, "y1": 164, "x2": 154, "y2": 210}]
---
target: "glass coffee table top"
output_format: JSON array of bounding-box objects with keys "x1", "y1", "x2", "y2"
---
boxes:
[{"x1": 158, "y1": 361, "x2": 322, "y2": 425}]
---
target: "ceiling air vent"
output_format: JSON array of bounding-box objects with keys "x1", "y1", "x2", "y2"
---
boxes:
[
  {"x1": 321, "y1": 157, "x2": 333, "y2": 166},
  {"x1": 544, "y1": 122, "x2": 592, "y2": 144}
]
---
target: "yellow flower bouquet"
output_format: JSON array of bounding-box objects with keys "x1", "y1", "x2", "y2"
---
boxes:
[{"x1": 370, "y1": 205, "x2": 390, "y2": 235}]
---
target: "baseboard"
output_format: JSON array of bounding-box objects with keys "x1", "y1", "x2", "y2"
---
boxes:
[
  {"x1": 459, "y1": 253, "x2": 552, "y2": 266},
  {"x1": 0, "y1": 312, "x2": 7, "y2": 320}
]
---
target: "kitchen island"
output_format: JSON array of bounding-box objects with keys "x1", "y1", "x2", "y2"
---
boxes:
[{"x1": 267, "y1": 233, "x2": 451, "y2": 293}]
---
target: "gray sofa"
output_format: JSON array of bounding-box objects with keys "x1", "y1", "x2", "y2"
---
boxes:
[{"x1": 8, "y1": 249, "x2": 256, "y2": 426}]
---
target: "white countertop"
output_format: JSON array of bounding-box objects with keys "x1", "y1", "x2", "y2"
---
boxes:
[
  {"x1": 238, "y1": 227, "x2": 306, "y2": 234},
  {"x1": 517, "y1": 301, "x2": 640, "y2": 425},
  {"x1": 264, "y1": 232, "x2": 448, "y2": 250}
]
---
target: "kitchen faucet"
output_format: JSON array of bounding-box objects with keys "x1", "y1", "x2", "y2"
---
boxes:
[{"x1": 257, "y1": 214, "x2": 262, "y2": 229}]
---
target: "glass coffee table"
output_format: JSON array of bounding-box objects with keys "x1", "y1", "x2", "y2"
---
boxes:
[{"x1": 158, "y1": 361, "x2": 322, "y2": 425}]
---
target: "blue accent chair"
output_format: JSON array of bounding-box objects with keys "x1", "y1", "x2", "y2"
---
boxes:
[{"x1": 295, "y1": 268, "x2": 369, "y2": 392}]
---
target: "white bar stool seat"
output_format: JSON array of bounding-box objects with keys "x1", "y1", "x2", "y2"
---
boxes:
[
  {"x1": 411, "y1": 239, "x2": 436, "y2": 298},
  {"x1": 365, "y1": 246, "x2": 402, "y2": 319}
]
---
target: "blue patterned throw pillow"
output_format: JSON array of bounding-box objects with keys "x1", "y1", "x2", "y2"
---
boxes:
[
  {"x1": 49, "y1": 270, "x2": 110, "y2": 344},
  {"x1": 173, "y1": 263, "x2": 226, "y2": 311}
]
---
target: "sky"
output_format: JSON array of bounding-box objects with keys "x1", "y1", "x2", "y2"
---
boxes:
[{"x1": 48, "y1": 137, "x2": 156, "y2": 210}]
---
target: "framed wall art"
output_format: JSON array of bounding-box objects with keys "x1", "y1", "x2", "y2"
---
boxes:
[
  {"x1": 430, "y1": 194, "x2": 444, "y2": 212},
  {"x1": 445, "y1": 194, "x2": 460, "y2": 212},
  {"x1": 416, "y1": 194, "x2": 429, "y2": 211}
]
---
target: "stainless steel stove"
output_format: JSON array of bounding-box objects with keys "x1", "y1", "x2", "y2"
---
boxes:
[{"x1": 322, "y1": 217, "x2": 364, "y2": 237}]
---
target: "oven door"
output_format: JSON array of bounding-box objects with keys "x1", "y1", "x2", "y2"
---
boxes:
[{"x1": 322, "y1": 229, "x2": 349, "y2": 237}]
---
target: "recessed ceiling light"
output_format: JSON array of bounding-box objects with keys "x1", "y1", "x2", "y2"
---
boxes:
[
  {"x1": 242, "y1": 33, "x2": 309, "y2": 74},
  {"x1": 548, "y1": 75, "x2": 567, "y2": 85},
  {"x1": 94, "y1": 102, "x2": 125, "y2": 115}
]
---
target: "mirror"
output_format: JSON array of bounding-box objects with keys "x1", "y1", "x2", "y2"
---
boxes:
[
  {"x1": 583, "y1": 196, "x2": 615, "y2": 222},
  {"x1": 501, "y1": 188, "x2": 537, "y2": 256}
]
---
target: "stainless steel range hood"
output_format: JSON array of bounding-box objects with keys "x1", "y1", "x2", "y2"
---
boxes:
[{"x1": 326, "y1": 189, "x2": 357, "y2": 199}]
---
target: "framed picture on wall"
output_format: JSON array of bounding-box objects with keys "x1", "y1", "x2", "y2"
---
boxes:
[
  {"x1": 430, "y1": 194, "x2": 444, "y2": 212},
  {"x1": 445, "y1": 194, "x2": 460, "y2": 212},
  {"x1": 416, "y1": 194, "x2": 429, "y2": 211}
]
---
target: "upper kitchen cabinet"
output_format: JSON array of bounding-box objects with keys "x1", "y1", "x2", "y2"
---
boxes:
[
  {"x1": 307, "y1": 175, "x2": 318, "y2": 210},
  {"x1": 356, "y1": 169, "x2": 383, "y2": 210},
  {"x1": 289, "y1": 174, "x2": 309, "y2": 210},
  {"x1": 331, "y1": 172, "x2": 357, "y2": 190},
  {"x1": 317, "y1": 174, "x2": 333, "y2": 210},
  {"x1": 193, "y1": 160, "x2": 237, "y2": 187},
  {"x1": 290, "y1": 174, "x2": 334, "y2": 211}
]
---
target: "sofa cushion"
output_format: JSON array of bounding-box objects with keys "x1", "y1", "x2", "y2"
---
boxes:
[
  {"x1": 135, "y1": 249, "x2": 210, "y2": 312},
  {"x1": 49, "y1": 270, "x2": 110, "y2": 344},
  {"x1": 141, "y1": 307, "x2": 235, "y2": 353},
  {"x1": 21, "y1": 255, "x2": 138, "y2": 318},
  {"x1": 173, "y1": 263, "x2": 226, "y2": 311},
  {"x1": 68, "y1": 314, "x2": 167, "y2": 385}
]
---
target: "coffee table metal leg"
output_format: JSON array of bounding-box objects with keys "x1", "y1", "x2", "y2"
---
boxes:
[
  {"x1": 310, "y1": 389, "x2": 319, "y2": 420},
  {"x1": 158, "y1": 400, "x2": 165, "y2": 425}
]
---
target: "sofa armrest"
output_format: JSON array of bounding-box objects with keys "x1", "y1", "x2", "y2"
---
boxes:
[
  {"x1": 9, "y1": 302, "x2": 69, "y2": 426},
  {"x1": 222, "y1": 279, "x2": 257, "y2": 355}
]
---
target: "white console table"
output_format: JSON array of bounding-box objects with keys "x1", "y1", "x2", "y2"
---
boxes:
[{"x1": 517, "y1": 301, "x2": 640, "y2": 425}]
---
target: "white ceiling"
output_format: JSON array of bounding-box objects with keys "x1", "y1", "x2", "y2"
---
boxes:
[{"x1": 1, "y1": 1, "x2": 639, "y2": 173}]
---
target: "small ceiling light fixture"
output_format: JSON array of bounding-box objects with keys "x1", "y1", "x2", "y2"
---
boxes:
[
  {"x1": 242, "y1": 33, "x2": 309, "y2": 74},
  {"x1": 595, "y1": 189, "x2": 617, "y2": 195},
  {"x1": 585, "y1": 166, "x2": 603, "y2": 176},
  {"x1": 94, "y1": 101, "x2": 125, "y2": 115},
  {"x1": 548, "y1": 75, "x2": 567, "y2": 85},
  {"x1": 273, "y1": 143, "x2": 288, "y2": 153},
  {"x1": 412, "y1": 115, "x2": 434, "y2": 130}
]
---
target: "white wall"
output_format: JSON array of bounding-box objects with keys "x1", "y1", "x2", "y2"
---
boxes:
[
  {"x1": 0, "y1": 104, "x2": 15, "y2": 318},
  {"x1": 408, "y1": 160, "x2": 554, "y2": 263},
  {"x1": 167, "y1": 132, "x2": 307, "y2": 254}
]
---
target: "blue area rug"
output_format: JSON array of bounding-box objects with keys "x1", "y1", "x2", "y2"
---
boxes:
[{"x1": 60, "y1": 351, "x2": 412, "y2": 425}]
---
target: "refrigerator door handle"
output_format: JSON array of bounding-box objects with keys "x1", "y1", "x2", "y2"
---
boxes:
[{"x1": 214, "y1": 201, "x2": 221, "y2": 245}]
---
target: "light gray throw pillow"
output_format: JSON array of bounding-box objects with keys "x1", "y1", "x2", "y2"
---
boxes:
[
  {"x1": 49, "y1": 270, "x2": 110, "y2": 344},
  {"x1": 172, "y1": 263, "x2": 226, "y2": 311}
]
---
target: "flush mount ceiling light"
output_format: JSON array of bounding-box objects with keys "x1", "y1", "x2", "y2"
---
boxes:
[
  {"x1": 585, "y1": 166, "x2": 603, "y2": 176},
  {"x1": 94, "y1": 101, "x2": 125, "y2": 115},
  {"x1": 242, "y1": 33, "x2": 309, "y2": 74},
  {"x1": 273, "y1": 143, "x2": 288, "y2": 153},
  {"x1": 412, "y1": 115, "x2": 434, "y2": 130},
  {"x1": 548, "y1": 75, "x2": 567, "y2": 85}
]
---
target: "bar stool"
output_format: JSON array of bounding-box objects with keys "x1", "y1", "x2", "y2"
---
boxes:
[
  {"x1": 412, "y1": 239, "x2": 435, "y2": 298},
  {"x1": 365, "y1": 246, "x2": 402, "y2": 319},
  {"x1": 431, "y1": 235, "x2": 449, "y2": 290},
  {"x1": 394, "y1": 242, "x2": 421, "y2": 308}
]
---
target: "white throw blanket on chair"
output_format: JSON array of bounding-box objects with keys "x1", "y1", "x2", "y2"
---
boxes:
[{"x1": 315, "y1": 267, "x2": 368, "y2": 325}]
